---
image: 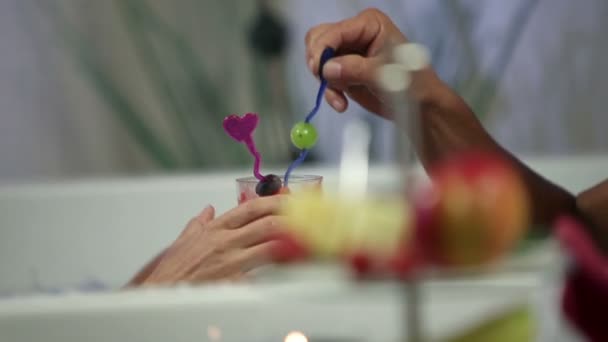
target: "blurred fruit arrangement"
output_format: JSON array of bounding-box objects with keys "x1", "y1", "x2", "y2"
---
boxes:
[{"x1": 273, "y1": 151, "x2": 531, "y2": 279}]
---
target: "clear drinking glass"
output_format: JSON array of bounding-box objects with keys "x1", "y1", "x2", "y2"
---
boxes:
[{"x1": 236, "y1": 175, "x2": 323, "y2": 204}]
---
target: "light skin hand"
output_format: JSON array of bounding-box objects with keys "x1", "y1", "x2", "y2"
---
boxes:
[{"x1": 129, "y1": 196, "x2": 288, "y2": 286}]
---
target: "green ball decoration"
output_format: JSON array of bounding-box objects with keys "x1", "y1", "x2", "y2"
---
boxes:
[{"x1": 290, "y1": 122, "x2": 318, "y2": 149}]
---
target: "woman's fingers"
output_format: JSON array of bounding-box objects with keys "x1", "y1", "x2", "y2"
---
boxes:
[
  {"x1": 185, "y1": 241, "x2": 277, "y2": 282},
  {"x1": 217, "y1": 195, "x2": 286, "y2": 230},
  {"x1": 139, "y1": 197, "x2": 290, "y2": 285},
  {"x1": 226, "y1": 215, "x2": 286, "y2": 248},
  {"x1": 196, "y1": 205, "x2": 215, "y2": 224},
  {"x1": 236, "y1": 240, "x2": 278, "y2": 272},
  {"x1": 173, "y1": 206, "x2": 215, "y2": 241}
]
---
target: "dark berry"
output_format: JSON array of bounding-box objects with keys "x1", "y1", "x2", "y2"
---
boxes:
[{"x1": 255, "y1": 174, "x2": 282, "y2": 196}]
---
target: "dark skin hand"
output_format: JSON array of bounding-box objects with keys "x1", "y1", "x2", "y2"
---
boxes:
[{"x1": 306, "y1": 8, "x2": 607, "y2": 253}]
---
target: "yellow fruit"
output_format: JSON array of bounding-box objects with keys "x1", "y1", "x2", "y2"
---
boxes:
[{"x1": 281, "y1": 191, "x2": 412, "y2": 259}]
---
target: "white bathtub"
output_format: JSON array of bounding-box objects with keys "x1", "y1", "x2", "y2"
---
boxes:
[{"x1": 0, "y1": 155, "x2": 604, "y2": 341}]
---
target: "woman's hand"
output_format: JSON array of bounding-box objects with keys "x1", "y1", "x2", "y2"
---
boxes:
[
  {"x1": 306, "y1": 8, "x2": 442, "y2": 118},
  {"x1": 131, "y1": 196, "x2": 287, "y2": 285}
]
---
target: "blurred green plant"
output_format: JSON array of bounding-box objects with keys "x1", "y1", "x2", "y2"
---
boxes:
[
  {"x1": 38, "y1": 0, "x2": 539, "y2": 169},
  {"x1": 39, "y1": 0, "x2": 290, "y2": 169}
]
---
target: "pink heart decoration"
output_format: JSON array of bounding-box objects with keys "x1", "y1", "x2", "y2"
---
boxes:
[{"x1": 223, "y1": 113, "x2": 259, "y2": 142}]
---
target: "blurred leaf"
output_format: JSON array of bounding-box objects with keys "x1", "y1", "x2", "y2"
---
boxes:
[
  {"x1": 132, "y1": 0, "x2": 249, "y2": 166},
  {"x1": 116, "y1": 0, "x2": 204, "y2": 166},
  {"x1": 42, "y1": 1, "x2": 180, "y2": 169}
]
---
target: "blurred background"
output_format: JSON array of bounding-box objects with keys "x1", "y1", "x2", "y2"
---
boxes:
[
  {"x1": 0, "y1": 4, "x2": 606, "y2": 340},
  {"x1": 0, "y1": 0, "x2": 607, "y2": 181}
]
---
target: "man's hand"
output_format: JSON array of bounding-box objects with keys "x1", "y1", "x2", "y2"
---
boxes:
[
  {"x1": 306, "y1": 8, "x2": 441, "y2": 118},
  {"x1": 131, "y1": 196, "x2": 287, "y2": 285},
  {"x1": 306, "y1": 8, "x2": 580, "y2": 232}
]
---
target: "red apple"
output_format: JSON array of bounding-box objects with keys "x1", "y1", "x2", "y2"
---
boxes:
[{"x1": 415, "y1": 151, "x2": 530, "y2": 267}]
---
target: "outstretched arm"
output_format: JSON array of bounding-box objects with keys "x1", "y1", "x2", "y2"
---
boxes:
[{"x1": 305, "y1": 8, "x2": 578, "y2": 230}]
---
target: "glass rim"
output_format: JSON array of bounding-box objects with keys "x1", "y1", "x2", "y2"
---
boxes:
[{"x1": 236, "y1": 174, "x2": 323, "y2": 184}]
